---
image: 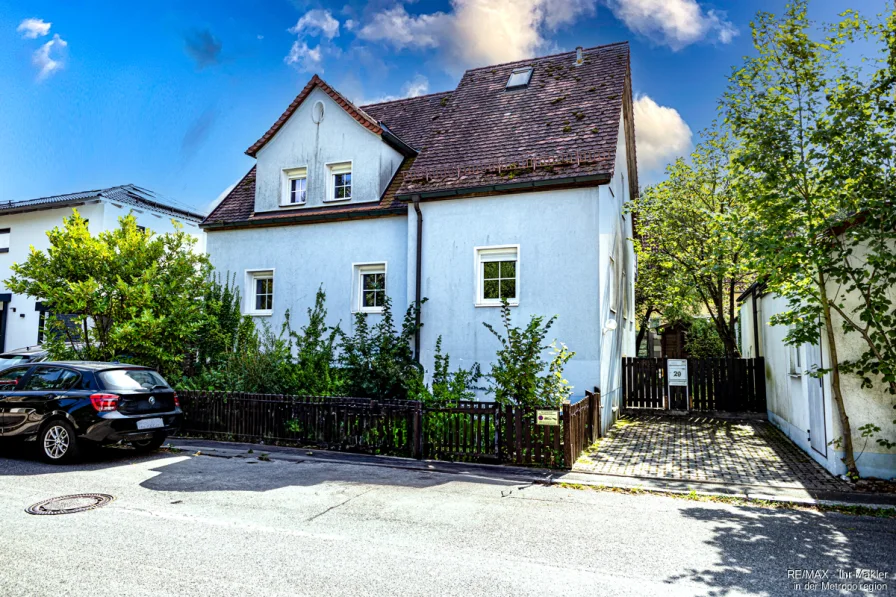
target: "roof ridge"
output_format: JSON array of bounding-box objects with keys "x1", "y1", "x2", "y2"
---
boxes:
[
  {"x1": 11, "y1": 184, "x2": 129, "y2": 204},
  {"x1": 464, "y1": 41, "x2": 629, "y2": 73},
  {"x1": 360, "y1": 90, "x2": 453, "y2": 109}
]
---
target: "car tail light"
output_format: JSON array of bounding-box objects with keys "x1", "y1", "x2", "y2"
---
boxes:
[
  {"x1": 90, "y1": 393, "x2": 119, "y2": 412},
  {"x1": 173, "y1": 392, "x2": 180, "y2": 408}
]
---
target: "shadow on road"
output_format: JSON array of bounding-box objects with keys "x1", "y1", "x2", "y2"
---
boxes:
[
  {"x1": 664, "y1": 505, "x2": 892, "y2": 596},
  {"x1": 0, "y1": 440, "x2": 520, "y2": 493}
]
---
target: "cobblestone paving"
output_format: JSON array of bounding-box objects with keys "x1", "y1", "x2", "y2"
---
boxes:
[{"x1": 574, "y1": 414, "x2": 848, "y2": 490}]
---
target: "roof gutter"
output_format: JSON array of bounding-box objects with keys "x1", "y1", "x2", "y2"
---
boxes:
[
  {"x1": 395, "y1": 173, "x2": 611, "y2": 201},
  {"x1": 380, "y1": 123, "x2": 418, "y2": 158},
  {"x1": 200, "y1": 207, "x2": 406, "y2": 231}
]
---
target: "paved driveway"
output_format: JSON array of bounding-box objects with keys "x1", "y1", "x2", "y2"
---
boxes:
[{"x1": 574, "y1": 414, "x2": 847, "y2": 492}]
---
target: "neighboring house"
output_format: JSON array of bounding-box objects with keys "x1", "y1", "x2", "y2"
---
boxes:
[
  {"x1": 203, "y1": 43, "x2": 638, "y2": 431},
  {"x1": 740, "y1": 281, "x2": 896, "y2": 480},
  {"x1": 0, "y1": 185, "x2": 205, "y2": 351}
]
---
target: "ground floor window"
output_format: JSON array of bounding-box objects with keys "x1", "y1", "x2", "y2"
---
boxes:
[
  {"x1": 246, "y1": 270, "x2": 274, "y2": 316},
  {"x1": 353, "y1": 263, "x2": 386, "y2": 314},
  {"x1": 475, "y1": 245, "x2": 519, "y2": 306}
]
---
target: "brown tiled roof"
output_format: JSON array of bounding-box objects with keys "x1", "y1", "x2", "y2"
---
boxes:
[
  {"x1": 202, "y1": 160, "x2": 412, "y2": 229},
  {"x1": 246, "y1": 75, "x2": 382, "y2": 158},
  {"x1": 361, "y1": 91, "x2": 454, "y2": 149},
  {"x1": 398, "y1": 42, "x2": 632, "y2": 197},
  {"x1": 209, "y1": 41, "x2": 636, "y2": 228}
]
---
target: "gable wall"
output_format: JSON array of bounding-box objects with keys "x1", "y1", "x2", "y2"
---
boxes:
[{"x1": 254, "y1": 88, "x2": 404, "y2": 214}]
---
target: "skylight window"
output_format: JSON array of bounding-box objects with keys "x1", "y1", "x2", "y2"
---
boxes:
[{"x1": 506, "y1": 67, "x2": 533, "y2": 90}]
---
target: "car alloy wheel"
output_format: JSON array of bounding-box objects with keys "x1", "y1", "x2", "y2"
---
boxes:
[{"x1": 43, "y1": 424, "x2": 70, "y2": 460}]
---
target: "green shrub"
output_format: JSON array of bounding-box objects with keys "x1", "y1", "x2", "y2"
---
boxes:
[
  {"x1": 684, "y1": 318, "x2": 727, "y2": 359},
  {"x1": 482, "y1": 301, "x2": 575, "y2": 407}
]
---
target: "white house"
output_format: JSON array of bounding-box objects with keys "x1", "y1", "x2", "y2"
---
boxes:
[
  {"x1": 0, "y1": 185, "x2": 205, "y2": 351},
  {"x1": 740, "y1": 278, "x2": 896, "y2": 480},
  {"x1": 203, "y1": 43, "x2": 638, "y2": 432}
]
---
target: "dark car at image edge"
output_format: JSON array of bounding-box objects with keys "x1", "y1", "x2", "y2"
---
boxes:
[{"x1": 0, "y1": 362, "x2": 182, "y2": 463}]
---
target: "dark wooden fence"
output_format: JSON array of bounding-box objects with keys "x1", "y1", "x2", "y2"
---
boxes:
[
  {"x1": 622, "y1": 357, "x2": 766, "y2": 412},
  {"x1": 178, "y1": 389, "x2": 604, "y2": 469},
  {"x1": 178, "y1": 392, "x2": 423, "y2": 457}
]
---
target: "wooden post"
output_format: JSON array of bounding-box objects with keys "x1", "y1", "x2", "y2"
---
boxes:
[{"x1": 562, "y1": 402, "x2": 572, "y2": 468}]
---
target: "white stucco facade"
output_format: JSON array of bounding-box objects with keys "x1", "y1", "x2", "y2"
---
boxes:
[
  {"x1": 741, "y1": 271, "x2": 896, "y2": 480},
  {"x1": 207, "y1": 103, "x2": 637, "y2": 433},
  {"x1": 0, "y1": 196, "x2": 205, "y2": 352}
]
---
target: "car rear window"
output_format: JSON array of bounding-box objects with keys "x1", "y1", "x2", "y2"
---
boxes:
[
  {"x1": 98, "y1": 369, "x2": 170, "y2": 391},
  {"x1": 0, "y1": 355, "x2": 32, "y2": 367}
]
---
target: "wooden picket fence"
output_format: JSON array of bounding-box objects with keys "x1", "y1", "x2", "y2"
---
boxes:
[
  {"x1": 177, "y1": 389, "x2": 603, "y2": 469},
  {"x1": 622, "y1": 357, "x2": 766, "y2": 412}
]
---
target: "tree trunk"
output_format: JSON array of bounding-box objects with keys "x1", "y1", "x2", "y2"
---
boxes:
[
  {"x1": 818, "y1": 270, "x2": 859, "y2": 478},
  {"x1": 635, "y1": 306, "x2": 655, "y2": 356}
]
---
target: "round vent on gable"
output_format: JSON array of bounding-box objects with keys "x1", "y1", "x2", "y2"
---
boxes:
[{"x1": 311, "y1": 101, "x2": 325, "y2": 124}]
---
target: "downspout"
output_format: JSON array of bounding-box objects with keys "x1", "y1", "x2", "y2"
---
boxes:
[
  {"x1": 412, "y1": 195, "x2": 423, "y2": 362},
  {"x1": 751, "y1": 289, "x2": 761, "y2": 358}
]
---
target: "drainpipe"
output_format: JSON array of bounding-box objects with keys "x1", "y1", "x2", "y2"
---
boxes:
[
  {"x1": 751, "y1": 289, "x2": 761, "y2": 358},
  {"x1": 412, "y1": 195, "x2": 423, "y2": 362}
]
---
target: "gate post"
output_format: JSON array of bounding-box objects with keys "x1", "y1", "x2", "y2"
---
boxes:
[{"x1": 562, "y1": 402, "x2": 572, "y2": 468}]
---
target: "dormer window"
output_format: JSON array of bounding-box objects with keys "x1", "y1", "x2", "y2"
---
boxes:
[
  {"x1": 281, "y1": 167, "x2": 307, "y2": 207},
  {"x1": 506, "y1": 67, "x2": 533, "y2": 91},
  {"x1": 327, "y1": 162, "x2": 352, "y2": 202}
]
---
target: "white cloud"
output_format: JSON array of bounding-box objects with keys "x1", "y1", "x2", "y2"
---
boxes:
[
  {"x1": 606, "y1": 0, "x2": 737, "y2": 50},
  {"x1": 403, "y1": 74, "x2": 429, "y2": 98},
  {"x1": 17, "y1": 18, "x2": 51, "y2": 39},
  {"x1": 633, "y1": 95, "x2": 692, "y2": 173},
  {"x1": 289, "y1": 9, "x2": 340, "y2": 40},
  {"x1": 359, "y1": 75, "x2": 431, "y2": 105},
  {"x1": 32, "y1": 34, "x2": 67, "y2": 81},
  {"x1": 285, "y1": 42, "x2": 323, "y2": 72},
  {"x1": 357, "y1": 0, "x2": 596, "y2": 71}
]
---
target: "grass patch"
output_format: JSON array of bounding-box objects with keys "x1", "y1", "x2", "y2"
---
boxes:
[{"x1": 557, "y1": 483, "x2": 896, "y2": 518}]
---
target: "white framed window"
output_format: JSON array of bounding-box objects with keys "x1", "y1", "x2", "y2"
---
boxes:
[
  {"x1": 608, "y1": 257, "x2": 617, "y2": 314},
  {"x1": 353, "y1": 263, "x2": 387, "y2": 314},
  {"x1": 0, "y1": 228, "x2": 9, "y2": 254},
  {"x1": 281, "y1": 167, "x2": 307, "y2": 207},
  {"x1": 326, "y1": 161, "x2": 352, "y2": 202},
  {"x1": 245, "y1": 269, "x2": 274, "y2": 316},
  {"x1": 475, "y1": 245, "x2": 519, "y2": 307}
]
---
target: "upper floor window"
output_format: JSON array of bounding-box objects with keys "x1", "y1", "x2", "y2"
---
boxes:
[
  {"x1": 246, "y1": 270, "x2": 274, "y2": 316},
  {"x1": 282, "y1": 167, "x2": 307, "y2": 206},
  {"x1": 327, "y1": 162, "x2": 352, "y2": 201},
  {"x1": 0, "y1": 228, "x2": 9, "y2": 253},
  {"x1": 475, "y1": 246, "x2": 519, "y2": 306}
]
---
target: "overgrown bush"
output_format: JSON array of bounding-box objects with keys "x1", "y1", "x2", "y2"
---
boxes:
[
  {"x1": 338, "y1": 297, "x2": 425, "y2": 400},
  {"x1": 421, "y1": 336, "x2": 481, "y2": 406},
  {"x1": 683, "y1": 318, "x2": 727, "y2": 359},
  {"x1": 482, "y1": 301, "x2": 575, "y2": 407}
]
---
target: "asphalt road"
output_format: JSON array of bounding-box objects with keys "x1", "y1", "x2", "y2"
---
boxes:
[{"x1": 0, "y1": 441, "x2": 894, "y2": 597}]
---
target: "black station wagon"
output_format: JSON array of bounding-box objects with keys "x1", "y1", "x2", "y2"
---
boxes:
[{"x1": 0, "y1": 362, "x2": 182, "y2": 463}]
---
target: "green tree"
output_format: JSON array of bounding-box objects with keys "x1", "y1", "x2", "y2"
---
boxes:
[
  {"x1": 630, "y1": 128, "x2": 751, "y2": 356},
  {"x1": 6, "y1": 211, "x2": 209, "y2": 379},
  {"x1": 683, "y1": 318, "x2": 727, "y2": 359},
  {"x1": 723, "y1": 1, "x2": 896, "y2": 474},
  {"x1": 482, "y1": 301, "x2": 575, "y2": 407},
  {"x1": 288, "y1": 287, "x2": 342, "y2": 396}
]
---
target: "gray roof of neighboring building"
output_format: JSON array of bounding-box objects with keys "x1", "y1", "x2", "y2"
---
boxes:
[{"x1": 0, "y1": 185, "x2": 205, "y2": 222}]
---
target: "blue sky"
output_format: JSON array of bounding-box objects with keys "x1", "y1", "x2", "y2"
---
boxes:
[{"x1": 0, "y1": 0, "x2": 886, "y2": 214}]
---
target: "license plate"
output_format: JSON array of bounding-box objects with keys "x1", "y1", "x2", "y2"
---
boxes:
[{"x1": 137, "y1": 418, "x2": 164, "y2": 430}]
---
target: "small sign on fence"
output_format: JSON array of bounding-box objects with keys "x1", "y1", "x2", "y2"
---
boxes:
[
  {"x1": 667, "y1": 359, "x2": 688, "y2": 387},
  {"x1": 536, "y1": 410, "x2": 560, "y2": 426}
]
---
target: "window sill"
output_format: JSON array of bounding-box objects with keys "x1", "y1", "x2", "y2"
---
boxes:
[
  {"x1": 247, "y1": 311, "x2": 273, "y2": 317},
  {"x1": 358, "y1": 307, "x2": 385, "y2": 315},
  {"x1": 323, "y1": 197, "x2": 352, "y2": 203},
  {"x1": 278, "y1": 202, "x2": 307, "y2": 210},
  {"x1": 475, "y1": 301, "x2": 519, "y2": 308}
]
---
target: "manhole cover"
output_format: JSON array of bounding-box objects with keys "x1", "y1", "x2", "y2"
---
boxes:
[{"x1": 25, "y1": 493, "x2": 114, "y2": 516}]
